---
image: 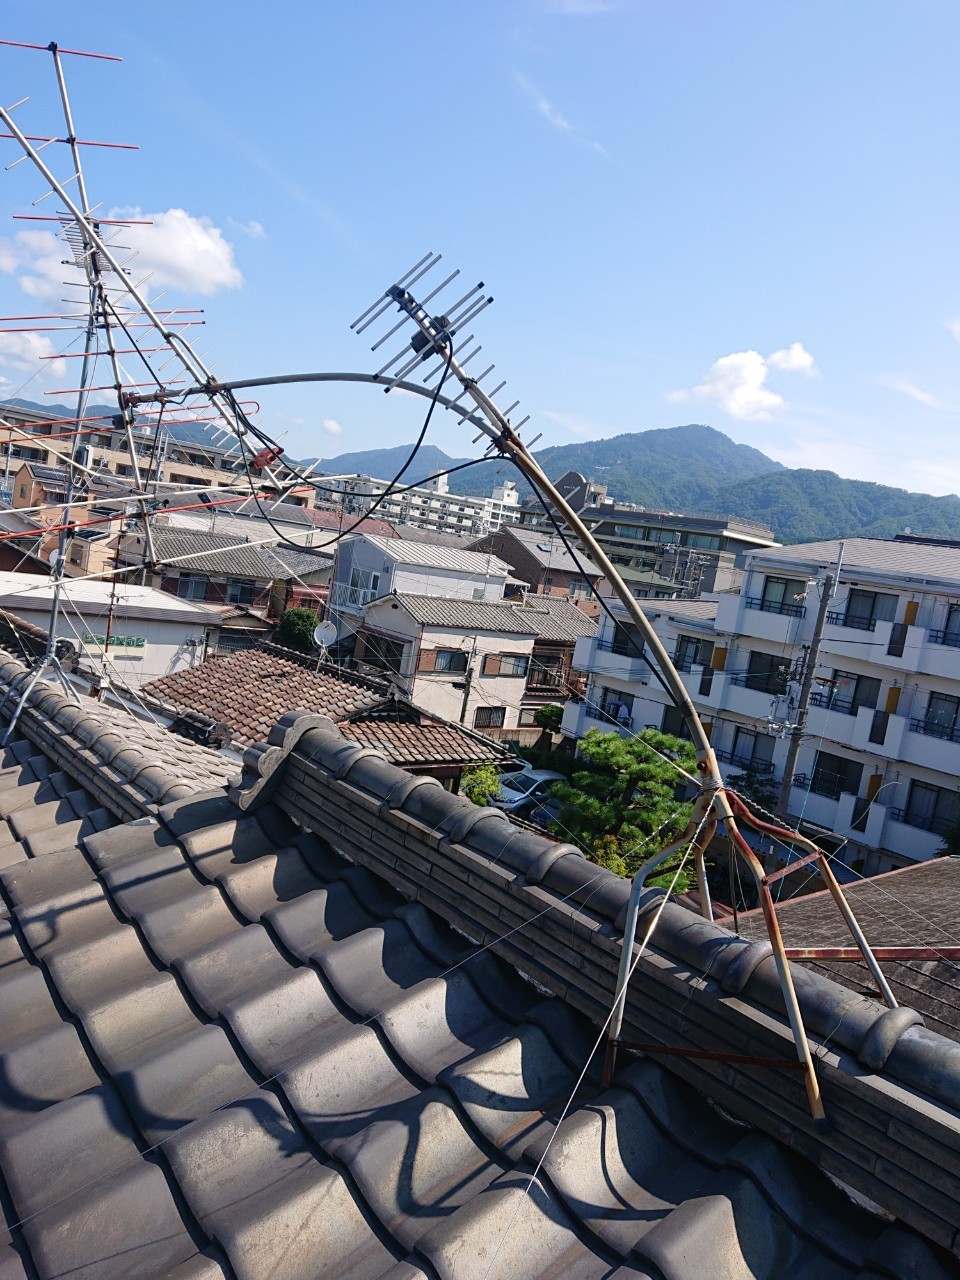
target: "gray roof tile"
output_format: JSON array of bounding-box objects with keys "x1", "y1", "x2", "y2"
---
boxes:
[
  {"x1": 393, "y1": 592, "x2": 539, "y2": 632},
  {"x1": 0, "y1": 694, "x2": 956, "y2": 1276}
]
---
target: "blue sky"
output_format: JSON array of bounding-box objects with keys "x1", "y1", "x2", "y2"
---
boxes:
[{"x1": 1, "y1": 1, "x2": 958, "y2": 494}]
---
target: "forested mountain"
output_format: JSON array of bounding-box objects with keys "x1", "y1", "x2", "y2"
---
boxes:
[{"x1": 7, "y1": 396, "x2": 960, "y2": 545}]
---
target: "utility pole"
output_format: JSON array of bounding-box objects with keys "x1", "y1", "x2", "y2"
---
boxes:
[
  {"x1": 777, "y1": 572, "x2": 835, "y2": 815},
  {"x1": 458, "y1": 640, "x2": 477, "y2": 724}
]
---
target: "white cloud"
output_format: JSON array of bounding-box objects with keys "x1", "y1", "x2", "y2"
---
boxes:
[
  {"x1": 669, "y1": 343, "x2": 817, "y2": 421},
  {"x1": 110, "y1": 207, "x2": 243, "y2": 295},
  {"x1": 768, "y1": 342, "x2": 817, "y2": 375},
  {"x1": 540, "y1": 409, "x2": 611, "y2": 438},
  {"x1": 229, "y1": 217, "x2": 266, "y2": 240},
  {"x1": 0, "y1": 210, "x2": 243, "y2": 300},
  {"x1": 322, "y1": 418, "x2": 343, "y2": 436},
  {"x1": 0, "y1": 330, "x2": 65, "y2": 379},
  {"x1": 946, "y1": 319, "x2": 960, "y2": 343},
  {"x1": 880, "y1": 377, "x2": 938, "y2": 408}
]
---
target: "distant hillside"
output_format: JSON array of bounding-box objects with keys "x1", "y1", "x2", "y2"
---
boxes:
[
  {"x1": 314, "y1": 424, "x2": 960, "y2": 546},
  {"x1": 9, "y1": 396, "x2": 960, "y2": 545}
]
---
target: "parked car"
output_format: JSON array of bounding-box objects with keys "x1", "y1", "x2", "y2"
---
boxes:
[{"x1": 490, "y1": 768, "x2": 565, "y2": 817}]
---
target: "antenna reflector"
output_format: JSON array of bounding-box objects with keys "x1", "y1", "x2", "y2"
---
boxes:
[{"x1": 314, "y1": 621, "x2": 338, "y2": 648}]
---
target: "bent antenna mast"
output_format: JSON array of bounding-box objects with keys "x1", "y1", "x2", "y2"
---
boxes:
[{"x1": 349, "y1": 254, "x2": 902, "y2": 1123}]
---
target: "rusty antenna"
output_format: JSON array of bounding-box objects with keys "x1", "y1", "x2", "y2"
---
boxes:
[{"x1": 348, "y1": 254, "x2": 910, "y2": 1125}]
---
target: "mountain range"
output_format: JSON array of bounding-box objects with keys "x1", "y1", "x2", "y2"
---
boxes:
[
  {"x1": 8, "y1": 396, "x2": 960, "y2": 545},
  {"x1": 310, "y1": 424, "x2": 960, "y2": 546}
]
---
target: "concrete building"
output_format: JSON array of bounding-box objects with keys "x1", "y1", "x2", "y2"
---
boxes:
[
  {"x1": 564, "y1": 536, "x2": 960, "y2": 876},
  {"x1": 0, "y1": 571, "x2": 219, "y2": 688},
  {"x1": 316, "y1": 471, "x2": 520, "y2": 538}
]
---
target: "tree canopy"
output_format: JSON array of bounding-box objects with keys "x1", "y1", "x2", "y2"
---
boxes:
[
  {"x1": 273, "y1": 607, "x2": 319, "y2": 653},
  {"x1": 548, "y1": 728, "x2": 697, "y2": 887}
]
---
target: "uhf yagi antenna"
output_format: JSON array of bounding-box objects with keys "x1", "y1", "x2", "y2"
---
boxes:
[{"x1": 351, "y1": 255, "x2": 904, "y2": 1125}]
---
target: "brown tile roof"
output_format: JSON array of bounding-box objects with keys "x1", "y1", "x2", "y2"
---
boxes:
[
  {"x1": 724, "y1": 857, "x2": 960, "y2": 1044},
  {"x1": 142, "y1": 643, "x2": 508, "y2": 765}
]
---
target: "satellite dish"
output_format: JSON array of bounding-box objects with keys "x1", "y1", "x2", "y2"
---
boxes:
[
  {"x1": 313, "y1": 621, "x2": 338, "y2": 648},
  {"x1": 47, "y1": 548, "x2": 59, "y2": 566}
]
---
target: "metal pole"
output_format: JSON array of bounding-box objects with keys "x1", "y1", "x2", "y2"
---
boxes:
[{"x1": 777, "y1": 573, "x2": 834, "y2": 815}]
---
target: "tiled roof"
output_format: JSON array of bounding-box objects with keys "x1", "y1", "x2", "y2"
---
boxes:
[
  {"x1": 20, "y1": 462, "x2": 70, "y2": 485},
  {"x1": 651, "y1": 599, "x2": 720, "y2": 624},
  {"x1": 725, "y1": 857, "x2": 960, "y2": 1044},
  {"x1": 0, "y1": 570, "x2": 220, "y2": 624},
  {"x1": 142, "y1": 643, "x2": 508, "y2": 763},
  {"x1": 393, "y1": 593, "x2": 539, "y2": 633},
  {"x1": 302, "y1": 506, "x2": 398, "y2": 538},
  {"x1": 751, "y1": 536, "x2": 960, "y2": 584},
  {"x1": 512, "y1": 598, "x2": 598, "y2": 642},
  {"x1": 0, "y1": 706, "x2": 955, "y2": 1276},
  {"x1": 360, "y1": 533, "x2": 510, "y2": 575},
  {"x1": 491, "y1": 526, "x2": 604, "y2": 576},
  {"x1": 143, "y1": 644, "x2": 384, "y2": 746},
  {"x1": 123, "y1": 527, "x2": 284, "y2": 579}
]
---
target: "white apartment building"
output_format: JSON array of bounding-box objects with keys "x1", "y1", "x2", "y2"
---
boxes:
[
  {"x1": 317, "y1": 473, "x2": 520, "y2": 538},
  {"x1": 328, "y1": 534, "x2": 511, "y2": 637},
  {"x1": 563, "y1": 537, "x2": 960, "y2": 875}
]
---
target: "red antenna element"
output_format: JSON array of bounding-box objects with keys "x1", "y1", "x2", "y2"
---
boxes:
[
  {"x1": 0, "y1": 132, "x2": 137, "y2": 149},
  {"x1": 0, "y1": 38, "x2": 122, "y2": 61}
]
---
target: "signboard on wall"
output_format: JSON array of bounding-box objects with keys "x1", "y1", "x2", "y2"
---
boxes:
[{"x1": 82, "y1": 633, "x2": 147, "y2": 657}]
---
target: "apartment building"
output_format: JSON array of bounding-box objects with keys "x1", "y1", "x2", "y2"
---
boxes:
[
  {"x1": 564, "y1": 536, "x2": 960, "y2": 875},
  {"x1": 0, "y1": 400, "x2": 313, "y2": 506},
  {"x1": 316, "y1": 472, "x2": 521, "y2": 538}
]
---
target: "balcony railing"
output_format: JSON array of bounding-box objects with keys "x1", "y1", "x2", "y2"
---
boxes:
[
  {"x1": 909, "y1": 716, "x2": 960, "y2": 744},
  {"x1": 792, "y1": 773, "x2": 810, "y2": 790},
  {"x1": 526, "y1": 665, "x2": 565, "y2": 691},
  {"x1": 729, "y1": 673, "x2": 787, "y2": 696},
  {"x1": 890, "y1": 806, "x2": 955, "y2": 838},
  {"x1": 595, "y1": 635, "x2": 645, "y2": 659},
  {"x1": 808, "y1": 692, "x2": 875, "y2": 716},
  {"x1": 825, "y1": 610, "x2": 876, "y2": 632},
  {"x1": 330, "y1": 582, "x2": 380, "y2": 610},
  {"x1": 744, "y1": 595, "x2": 806, "y2": 619},
  {"x1": 929, "y1": 628, "x2": 960, "y2": 649},
  {"x1": 583, "y1": 701, "x2": 633, "y2": 729},
  {"x1": 714, "y1": 748, "x2": 775, "y2": 774}
]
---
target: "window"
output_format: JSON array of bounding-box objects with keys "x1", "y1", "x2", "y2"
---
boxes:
[
  {"x1": 674, "y1": 634, "x2": 713, "y2": 672},
  {"x1": 17, "y1": 484, "x2": 25, "y2": 499},
  {"x1": 346, "y1": 567, "x2": 380, "y2": 607},
  {"x1": 731, "y1": 727, "x2": 774, "y2": 770},
  {"x1": 810, "y1": 751, "x2": 863, "y2": 800},
  {"x1": 945, "y1": 604, "x2": 960, "y2": 645},
  {"x1": 435, "y1": 649, "x2": 468, "y2": 673},
  {"x1": 474, "y1": 706, "x2": 505, "y2": 729},
  {"x1": 823, "y1": 670, "x2": 881, "y2": 715},
  {"x1": 843, "y1": 589, "x2": 897, "y2": 630},
  {"x1": 647, "y1": 527, "x2": 681, "y2": 544},
  {"x1": 684, "y1": 533, "x2": 721, "y2": 550},
  {"x1": 901, "y1": 780, "x2": 960, "y2": 837},
  {"x1": 661, "y1": 704, "x2": 690, "y2": 739},
  {"x1": 610, "y1": 624, "x2": 644, "y2": 657},
  {"x1": 177, "y1": 574, "x2": 209, "y2": 601},
  {"x1": 745, "y1": 651, "x2": 789, "y2": 694},
  {"x1": 364, "y1": 633, "x2": 405, "y2": 674},
  {"x1": 922, "y1": 691, "x2": 960, "y2": 740},
  {"x1": 567, "y1": 577, "x2": 588, "y2": 601},
  {"x1": 500, "y1": 654, "x2": 530, "y2": 677},
  {"x1": 226, "y1": 579, "x2": 255, "y2": 605},
  {"x1": 759, "y1": 575, "x2": 807, "y2": 615}
]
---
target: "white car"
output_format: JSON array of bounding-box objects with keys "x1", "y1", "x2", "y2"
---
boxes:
[{"x1": 490, "y1": 768, "x2": 565, "y2": 817}]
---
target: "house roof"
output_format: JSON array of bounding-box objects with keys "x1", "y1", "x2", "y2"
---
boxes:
[
  {"x1": 0, "y1": 677, "x2": 956, "y2": 1276},
  {"x1": 360, "y1": 533, "x2": 510, "y2": 575},
  {"x1": 122, "y1": 527, "x2": 287, "y2": 579},
  {"x1": 511, "y1": 598, "x2": 599, "y2": 642},
  {"x1": 0, "y1": 570, "x2": 221, "y2": 624},
  {"x1": 141, "y1": 642, "x2": 509, "y2": 764},
  {"x1": 18, "y1": 462, "x2": 71, "y2": 486},
  {"x1": 488, "y1": 526, "x2": 604, "y2": 577},
  {"x1": 390, "y1": 592, "x2": 539, "y2": 634},
  {"x1": 303, "y1": 506, "x2": 398, "y2": 538},
  {"x1": 750, "y1": 536, "x2": 960, "y2": 586},
  {"x1": 651, "y1": 598, "x2": 720, "y2": 627},
  {"x1": 724, "y1": 856, "x2": 960, "y2": 1045}
]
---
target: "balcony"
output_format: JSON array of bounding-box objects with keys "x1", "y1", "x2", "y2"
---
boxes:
[
  {"x1": 918, "y1": 628, "x2": 960, "y2": 679},
  {"x1": 734, "y1": 596, "x2": 807, "y2": 644},
  {"x1": 572, "y1": 634, "x2": 649, "y2": 683},
  {"x1": 561, "y1": 699, "x2": 633, "y2": 739},
  {"x1": 525, "y1": 664, "x2": 566, "y2": 693},
  {"x1": 723, "y1": 674, "x2": 784, "y2": 719},
  {"x1": 825, "y1": 610, "x2": 875, "y2": 632},
  {"x1": 902, "y1": 717, "x2": 960, "y2": 772},
  {"x1": 714, "y1": 748, "x2": 774, "y2": 775},
  {"x1": 329, "y1": 581, "x2": 380, "y2": 612}
]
